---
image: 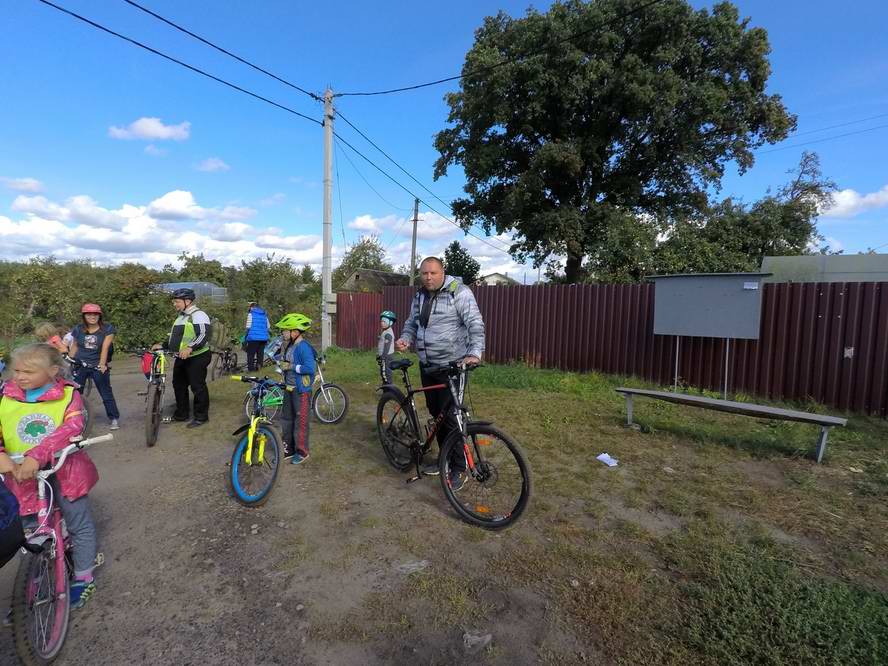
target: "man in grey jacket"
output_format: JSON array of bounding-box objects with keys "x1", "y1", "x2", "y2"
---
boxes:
[{"x1": 395, "y1": 257, "x2": 485, "y2": 479}]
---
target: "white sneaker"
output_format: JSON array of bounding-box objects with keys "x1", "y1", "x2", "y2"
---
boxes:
[{"x1": 110, "y1": 419, "x2": 120, "y2": 430}]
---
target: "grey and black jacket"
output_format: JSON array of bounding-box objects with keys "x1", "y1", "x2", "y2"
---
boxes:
[{"x1": 399, "y1": 275, "x2": 485, "y2": 368}]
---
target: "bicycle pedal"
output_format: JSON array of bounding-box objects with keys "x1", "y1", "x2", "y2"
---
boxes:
[{"x1": 406, "y1": 475, "x2": 421, "y2": 484}]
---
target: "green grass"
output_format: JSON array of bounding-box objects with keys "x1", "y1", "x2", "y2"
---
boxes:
[{"x1": 275, "y1": 348, "x2": 888, "y2": 663}]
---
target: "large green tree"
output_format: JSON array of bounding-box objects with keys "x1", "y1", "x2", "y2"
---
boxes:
[
  {"x1": 582, "y1": 152, "x2": 836, "y2": 281},
  {"x1": 332, "y1": 236, "x2": 394, "y2": 290},
  {"x1": 434, "y1": 0, "x2": 796, "y2": 282},
  {"x1": 443, "y1": 241, "x2": 482, "y2": 284}
]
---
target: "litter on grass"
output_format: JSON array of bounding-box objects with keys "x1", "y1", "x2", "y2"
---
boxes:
[{"x1": 596, "y1": 453, "x2": 619, "y2": 467}]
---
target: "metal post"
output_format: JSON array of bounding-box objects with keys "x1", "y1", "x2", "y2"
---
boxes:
[
  {"x1": 673, "y1": 336, "x2": 680, "y2": 392},
  {"x1": 409, "y1": 197, "x2": 419, "y2": 285},
  {"x1": 321, "y1": 88, "x2": 334, "y2": 351},
  {"x1": 723, "y1": 338, "x2": 730, "y2": 400}
]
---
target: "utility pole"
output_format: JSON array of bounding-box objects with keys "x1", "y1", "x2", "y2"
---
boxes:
[
  {"x1": 409, "y1": 197, "x2": 419, "y2": 285},
  {"x1": 321, "y1": 88, "x2": 334, "y2": 351}
]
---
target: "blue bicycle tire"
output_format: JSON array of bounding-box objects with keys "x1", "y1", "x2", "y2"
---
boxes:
[{"x1": 229, "y1": 425, "x2": 281, "y2": 506}]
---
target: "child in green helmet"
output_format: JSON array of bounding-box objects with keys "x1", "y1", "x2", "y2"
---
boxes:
[
  {"x1": 273, "y1": 313, "x2": 316, "y2": 464},
  {"x1": 377, "y1": 310, "x2": 397, "y2": 384}
]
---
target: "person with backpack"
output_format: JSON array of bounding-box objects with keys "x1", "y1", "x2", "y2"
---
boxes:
[
  {"x1": 155, "y1": 288, "x2": 212, "y2": 428},
  {"x1": 69, "y1": 304, "x2": 121, "y2": 430},
  {"x1": 395, "y1": 257, "x2": 485, "y2": 485},
  {"x1": 244, "y1": 302, "x2": 271, "y2": 371}
]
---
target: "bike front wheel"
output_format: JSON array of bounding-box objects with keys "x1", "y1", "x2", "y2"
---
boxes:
[
  {"x1": 375, "y1": 392, "x2": 416, "y2": 472},
  {"x1": 439, "y1": 424, "x2": 532, "y2": 530},
  {"x1": 145, "y1": 382, "x2": 162, "y2": 447},
  {"x1": 12, "y1": 545, "x2": 71, "y2": 665},
  {"x1": 312, "y1": 383, "x2": 348, "y2": 424},
  {"x1": 229, "y1": 424, "x2": 281, "y2": 507}
]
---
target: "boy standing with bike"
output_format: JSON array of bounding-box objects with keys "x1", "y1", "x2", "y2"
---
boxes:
[{"x1": 273, "y1": 314, "x2": 316, "y2": 465}]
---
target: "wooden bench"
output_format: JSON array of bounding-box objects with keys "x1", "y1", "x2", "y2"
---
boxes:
[{"x1": 615, "y1": 387, "x2": 848, "y2": 463}]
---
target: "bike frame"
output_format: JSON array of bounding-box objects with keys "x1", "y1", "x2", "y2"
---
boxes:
[
  {"x1": 6, "y1": 435, "x2": 113, "y2": 652},
  {"x1": 234, "y1": 377, "x2": 290, "y2": 465},
  {"x1": 390, "y1": 363, "x2": 471, "y2": 476}
]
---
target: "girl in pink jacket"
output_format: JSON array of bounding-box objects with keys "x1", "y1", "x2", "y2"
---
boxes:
[{"x1": 0, "y1": 343, "x2": 99, "y2": 609}]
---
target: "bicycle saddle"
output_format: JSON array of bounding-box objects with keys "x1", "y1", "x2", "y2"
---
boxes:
[{"x1": 390, "y1": 359, "x2": 413, "y2": 370}]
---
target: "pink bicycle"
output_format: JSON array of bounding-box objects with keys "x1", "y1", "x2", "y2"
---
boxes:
[{"x1": 6, "y1": 433, "x2": 112, "y2": 665}]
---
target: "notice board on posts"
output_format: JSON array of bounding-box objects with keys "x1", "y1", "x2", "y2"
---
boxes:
[{"x1": 648, "y1": 273, "x2": 769, "y2": 340}]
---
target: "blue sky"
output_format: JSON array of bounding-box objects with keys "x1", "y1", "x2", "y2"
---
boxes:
[{"x1": 1, "y1": 0, "x2": 886, "y2": 278}]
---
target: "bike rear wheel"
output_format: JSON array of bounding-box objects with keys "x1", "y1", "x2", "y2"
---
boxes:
[
  {"x1": 375, "y1": 392, "x2": 416, "y2": 472},
  {"x1": 243, "y1": 386, "x2": 285, "y2": 422},
  {"x1": 12, "y1": 546, "x2": 71, "y2": 665},
  {"x1": 312, "y1": 383, "x2": 348, "y2": 424},
  {"x1": 145, "y1": 382, "x2": 162, "y2": 447},
  {"x1": 439, "y1": 424, "x2": 532, "y2": 530},
  {"x1": 229, "y1": 425, "x2": 281, "y2": 506}
]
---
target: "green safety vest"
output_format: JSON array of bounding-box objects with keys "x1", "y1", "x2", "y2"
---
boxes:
[
  {"x1": 0, "y1": 387, "x2": 75, "y2": 456},
  {"x1": 169, "y1": 310, "x2": 210, "y2": 356}
]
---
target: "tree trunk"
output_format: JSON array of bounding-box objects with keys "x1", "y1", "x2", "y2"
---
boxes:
[{"x1": 565, "y1": 253, "x2": 583, "y2": 283}]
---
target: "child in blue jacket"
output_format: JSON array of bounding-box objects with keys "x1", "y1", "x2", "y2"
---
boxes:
[{"x1": 273, "y1": 313, "x2": 316, "y2": 464}]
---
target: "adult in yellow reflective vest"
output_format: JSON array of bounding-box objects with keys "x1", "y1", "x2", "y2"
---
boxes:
[{"x1": 154, "y1": 288, "x2": 213, "y2": 428}]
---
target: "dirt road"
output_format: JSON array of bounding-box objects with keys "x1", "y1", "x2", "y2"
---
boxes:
[{"x1": 1, "y1": 360, "x2": 552, "y2": 665}]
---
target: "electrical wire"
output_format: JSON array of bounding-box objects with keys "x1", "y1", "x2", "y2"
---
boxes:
[
  {"x1": 334, "y1": 131, "x2": 513, "y2": 257},
  {"x1": 759, "y1": 123, "x2": 888, "y2": 154},
  {"x1": 333, "y1": 140, "x2": 348, "y2": 249},
  {"x1": 335, "y1": 107, "x2": 512, "y2": 252},
  {"x1": 789, "y1": 111, "x2": 888, "y2": 138},
  {"x1": 335, "y1": 136, "x2": 413, "y2": 211},
  {"x1": 335, "y1": 0, "x2": 667, "y2": 97},
  {"x1": 35, "y1": 0, "x2": 322, "y2": 126},
  {"x1": 120, "y1": 0, "x2": 322, "y2": 101}
]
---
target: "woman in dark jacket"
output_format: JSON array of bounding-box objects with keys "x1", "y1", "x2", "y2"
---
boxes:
[{"x1": 244, "y1": 302, "x2": 271, "y2": 371}]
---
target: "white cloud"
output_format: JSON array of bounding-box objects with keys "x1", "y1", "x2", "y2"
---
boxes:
[
  {"x1": 144, "y1": 144, "x2": 166, "y2": 157},
  {"x1": 1, "y1": 177, "x2": 43, "y2": 193},
  {"x1": 821, "y1": 185, "x2": 888, "y2": 219},
  {"x1": 259, "y1": 193, "x2": 286, "y2": 207},
  {"x1": 196, "y1": 157, "x2": 230, "y2": 173},
  {"x1": 11, "y1": 195, "x2": 68, "y2": 220},
  {"x1": 108, "y1": 117, "x2": 191, "y2": 141},
  {"x1": 0, "y1": 190, "x2": 323, "y2": 268},
  {"x1": 146, "y1": 190, "x2": 255, "y2": 223}
]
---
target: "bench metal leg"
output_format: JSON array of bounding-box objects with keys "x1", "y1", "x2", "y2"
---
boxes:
[
  {"x1": 815, "y1": 426, "x2": 830, "y2": 463},
  {"x1": 626, "y1": 394, "x2": 634, "y2": 427}
]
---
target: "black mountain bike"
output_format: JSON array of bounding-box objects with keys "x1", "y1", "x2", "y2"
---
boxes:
[
  {"x1": 376, "y1": 359, "x2": 532, "y2": 529},
  {"x1": 131, "y1": 349, "x2": 170, "y2": 447},
  {"x1": 211, "y1": 347, "x2": 240, "y2": 381}
]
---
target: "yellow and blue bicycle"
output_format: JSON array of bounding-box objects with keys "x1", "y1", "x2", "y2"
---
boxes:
[{"x1": 229, "y1": 375, "x2": 292, "y2": 506}]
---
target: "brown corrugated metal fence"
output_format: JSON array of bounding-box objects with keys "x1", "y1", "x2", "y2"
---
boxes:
[{"x1": 335, "y1": 282, "x2": 888, "y2": 416}]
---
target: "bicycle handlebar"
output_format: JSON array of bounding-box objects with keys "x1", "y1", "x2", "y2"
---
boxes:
[
  {"x1": 8, "y1": 433, "x2": 114, "y2": 477},
  {"x1": 423, "y1": 361, "x2": 483, "y2": 376},
  {"x1": 62, "y1": 353, "x2": 101, "y2": 371}
]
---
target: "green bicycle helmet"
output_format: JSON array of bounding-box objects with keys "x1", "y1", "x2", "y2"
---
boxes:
[
  {"x1": 275, "y1": 312, "x2": 312, "y2": 331},
  {"x1": 380, "y1": 310, "x2": 397, "y2": 323}
]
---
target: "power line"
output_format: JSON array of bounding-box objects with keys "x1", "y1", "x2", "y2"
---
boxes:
[
  {"x1": 35, "y1": 0, "x2": 322, "y2": 126},
  {"x1": 335, "y1": 0, "x2": 667, "y2": 97},
  {"x1": 334, "y1": 131, "x2": 514, "y2": 257},
  {"x1": 335, "y1": 107, "x2": 512, "y2": 252},
  {"x1": 790, "y1": 111, "x2": 888, "y2": 138},
  {"x1": 121, "y1": 0, "x2": 321, "y2": 101},
  {"x1": 335, "y1": 136, "x2": 413, "y2": 211},
  {"x1": 759, "y1": 123, "x2": 888, "y2": 154},
  {"x1": 333, "y1": 141, "x2": 348, "y2": 249}
]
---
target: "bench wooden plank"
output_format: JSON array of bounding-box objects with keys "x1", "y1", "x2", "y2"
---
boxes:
[{"x1": 615, "y1": 388, "x2": 847, "y2": 426}]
